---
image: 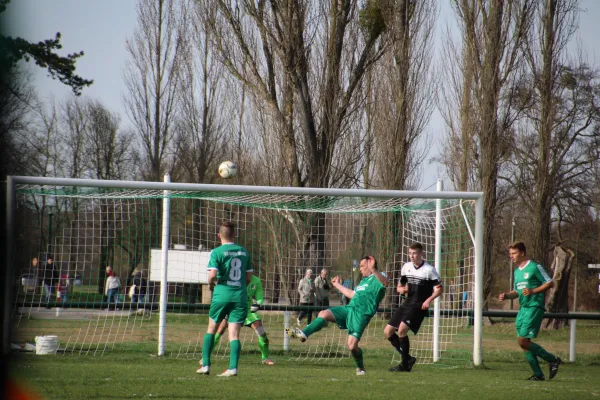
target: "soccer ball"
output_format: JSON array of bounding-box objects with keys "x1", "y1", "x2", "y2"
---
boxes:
[{"x1": 218, "y1": 161, "x2": 238, "y2": 179}]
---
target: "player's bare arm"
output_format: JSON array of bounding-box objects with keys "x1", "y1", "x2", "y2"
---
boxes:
[
  {"x1": 421, "y1": 284, "x2": 443, "y2": 310},
  {"x1": 332, "y1": 276, "x2": 355, "y2": 299},
  {"x1": 208, "y1": 269, "x2": 218, "y2": 288},
  {"x1": 522, "y1": 281, "x2": 554, "y2": 296},
  {"x1": 498, "y1": 290, "x2": 518, "y2": 301},
  {"x1": 367, "y1": 256, "x2": 389, "y2": 286}
]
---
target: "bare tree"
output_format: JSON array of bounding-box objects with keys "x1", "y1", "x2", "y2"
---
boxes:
[
  {"x1": 370, "y1": 0, "x2": 437, "y2": 191},
  {"x1": 123, "y1": 0, "x2": 188, "y2": 181},
  {"x1": 0, "y1": 68, "x2": 37, "y2": 178},
  {"x1": 207, "y1": 1, "x2": 387, "y2": 188},
  {"x1": 446, "y1": 0, "x2": 535, "y2": 306},
  {"x1": 54, "y1": 96, "x2": 135, "y2": 181},
  {"x1": 55, "y1": 95, "x2": 136, "y2": 291},
  {"x1": 206, "y1": 1, "x2": 389, "y2": 269},
  {"x1": 87, "y1": 99, "x2": 136, "y2": 290},
  {"x1": 437, "y1": 16, "x2": 478, "y2": 192},
  {"x1": 199, "y1": 0, "x2": 392, "y2": 303},
  {"x1": 17, "y1": 99, "x2": 62, "y2": 251},
  {"x1": 559, "y1": 179, "x2": 600, "y2": 312},
  {"x1": 83, "y1": 99, "x2": 136, "y2": 181},
  {"x1": 60, "y1": 96, "x2": 89, "y2": 179},
  {"x1": 510, "y1": 0, "x2": 599, "y2": 265},
  {"x1": 499, "y1": 1, "x2": 600, "y2": 324},
  {"x1": 174, "y1": 0, "x2": 229, "y2": 184},
  {"x1": 359, "y1": 0, "x2": 438, "y2": 312},
  {"x1": 23, "y1": 99, "x2": 61, "y2": 178}
]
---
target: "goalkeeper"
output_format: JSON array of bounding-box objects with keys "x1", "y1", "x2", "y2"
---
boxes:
[
  {"x1": 287, "y1": 256, "x2": 388, "y2": 376},
  {"x1": 212, "y1": 275, "x2": 275, "y2": 365}
]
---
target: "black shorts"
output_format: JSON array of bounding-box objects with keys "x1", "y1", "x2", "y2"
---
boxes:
[{"x1": 387, "y1": 304, "x2": 426, "y2": 334}]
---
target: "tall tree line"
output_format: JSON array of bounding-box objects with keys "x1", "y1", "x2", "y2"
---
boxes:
[{"x1": 6, "y1": 0, "x2": 600, "y2": 310}]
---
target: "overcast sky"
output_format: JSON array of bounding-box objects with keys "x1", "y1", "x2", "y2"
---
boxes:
[{"x1": 5, "y1": 0, "x2": 600, "y2": 190}]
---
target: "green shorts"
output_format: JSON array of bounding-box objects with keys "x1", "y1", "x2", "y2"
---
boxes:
[
  {"x1": 209, "y1": 300, "x2": 248, "y2": 324},
  {"x1": 329, "y1": 305, "x2": 373, "y2": 340},
  {"x1": 244, "y1": 311, "x2": 261, "y2": 327},
  {"x1": 515, "y1": 306, "x2": 545, "y2": 338}
]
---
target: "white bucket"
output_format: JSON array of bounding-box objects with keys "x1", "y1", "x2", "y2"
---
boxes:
[{"x1": 35, "y1": 335, "x2": 59, "y2": 355}]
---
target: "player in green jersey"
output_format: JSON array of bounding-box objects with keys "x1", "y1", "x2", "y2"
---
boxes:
[
  {"x1": 498, "y1": 241, "x2": 562, "y2": 381},
  {"x1": 210, "y1": 274, "x2": 275, "y2": 365},
  {"x1": 196, "y1": 221, "x2": 253, "y2": 377},
  {"x1": 287, "y1": 256, "x2": 388, "y2": 375}
]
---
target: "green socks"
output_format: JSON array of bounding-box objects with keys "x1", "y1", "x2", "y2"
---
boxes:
[
  {"x1": 525, "y1": 342, "x2": 557, "y2": 377},
  {"x1": 303, "y1": 317, "x2": 328, "y2": 337},
  {"x1": 214, "y1": 332, "x2": 222, "y2": 346},
  {"x1": 258, "y1": 334, "x2": 270, "y2": 360},
  {"x1": 202, "y1": 333, "x2": 215, "y2": 367},
  {"x1": 528, "y1": 342, "x2": 557, "y2": 363},
  {"x1": 525, "y1": 351, "x2": 543, "y2": 377},
  {"x1": 351, "y1": 347, "x2": 364, "y2": 369},
  {"x1": 229, "y1": 339, "x2": 241, "y2": 370}
]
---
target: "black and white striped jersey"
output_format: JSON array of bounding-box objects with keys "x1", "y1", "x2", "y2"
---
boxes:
[{"x1": 400, "y1": 261, "x2": 442, "y2": 306}]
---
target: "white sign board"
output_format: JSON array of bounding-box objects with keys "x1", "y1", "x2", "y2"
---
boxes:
[
  {"x1": 149, "y1": 249, "x2": 211, "y2": 283},
  {"x1": 588, "y1": 264, "x2": 600, "y2": 269}
]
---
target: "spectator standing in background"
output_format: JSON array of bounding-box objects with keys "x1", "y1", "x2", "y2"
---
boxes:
[
  {"x1": 131, "y1": 267, "x2": 147, "y2": 304},
  {"x1": 42, "y1": 256, "x2": 58, "y2": 308},
  {"x1": 314, "y1": 268, "x2": 332, "y2": 307},
  {"x1": 105, "y1": 269, "x2": 121, "y2": 310},
  {"x1": 297, "y1": 269, "x2": 315, "y2": 325}
]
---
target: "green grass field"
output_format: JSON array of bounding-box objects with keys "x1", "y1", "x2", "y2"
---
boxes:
[
  {"x1": 9, "y1": 323, "x2": 600, "y2": 400},
  {"x1": 9, "y1": 352, "x2": 600, "y2": 400}
]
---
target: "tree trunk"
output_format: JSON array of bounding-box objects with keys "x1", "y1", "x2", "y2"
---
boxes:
[
  {"x1": 543, "y1": 245, "x2": 573, "y2": 329},
  {"x1": 531, "y1": 0, "x2": 558, "y2": 268},
  {"x1": 302, "y1": 213, "x2": 326, "y2": 269}
]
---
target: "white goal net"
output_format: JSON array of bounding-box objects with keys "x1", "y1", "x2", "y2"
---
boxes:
[{"x1": 9, "y1": 177, "x2": 482, "y2": 366}]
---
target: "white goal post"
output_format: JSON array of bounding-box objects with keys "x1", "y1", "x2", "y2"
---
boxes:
[{"x1": 6, "y1": 175, "x2": 484, "y2": 366}]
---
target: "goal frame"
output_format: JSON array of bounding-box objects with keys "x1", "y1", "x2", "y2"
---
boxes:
[{"x1": 5, "y1": 175, "x2": 484, "y2": 365}]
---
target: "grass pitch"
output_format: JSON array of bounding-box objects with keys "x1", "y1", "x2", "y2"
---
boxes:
[
  {"x1": 9, "y1": 349, "x2": 600, "y2": 400},
  {"x1": 9, "y1": 322, "x2": 600, "y2": 400}
]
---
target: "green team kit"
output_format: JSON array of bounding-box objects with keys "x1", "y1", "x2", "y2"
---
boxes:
[
  {"x1": 208, "y1": 243, "x2": 253, "y2": 324},
  {"x1": 513, "y1": 260, "x2": 553, "y2": 338},
  {"x1": 211, "y1": 274, "x2": 273, "y2": 364},
  {"x1": 329, "y1": 274, "x2": 387, "y2": 338},
  {"x1": 214, "y1": 275, "x2": 265, "y2": 327},
  {"x1": 287, "y1": 270, "x2": 387, "y2": 374},
  {"x1": 510, "y1": 257, "x2": 561, "y2": 381},
  {"x1": 245, "y1": 274, "x2": 264, "y2": 325},
  {"x1": 199, "y1": 241, "x2": 254, "y2": 375}
]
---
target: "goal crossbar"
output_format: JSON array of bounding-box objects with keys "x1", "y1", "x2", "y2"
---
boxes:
[{"x1": 10, "y1": 175, "x2": 483, "y2": 200}]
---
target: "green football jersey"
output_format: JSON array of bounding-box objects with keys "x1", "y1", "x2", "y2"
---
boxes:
[
  {"x1": 247, "y1": 274, "x2": 264, "y2": 308},
  {"x1": 513, "y1": 260, "x2": 552, "y2": 309},
  {"x1": 208, "y1": 243, "x2": 253, "y2": 303},
  {"x1": 348, "y1": 274, "x2": 386, "y2": 316}
]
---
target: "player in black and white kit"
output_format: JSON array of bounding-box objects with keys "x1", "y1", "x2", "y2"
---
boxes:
[{"x1": 384, "y1": 242, "x2": 443, "y2": 372}]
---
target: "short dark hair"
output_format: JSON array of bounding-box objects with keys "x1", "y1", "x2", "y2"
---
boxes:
[
  {"x1": 361, "y1": 255, "x2": 378, "y2": 270},
  {"x1": 508, "y1": 241, "x2": 526, "y2": 255},
  {"x1": 408, "y1": 243, "x2": 423, "y2": 252},
  {"x1": 46, "y1": 256, "x2": 53, "y2": 261},
  {"x1": 219, "y1": 221, "x2": 236, "y2": 241}
]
